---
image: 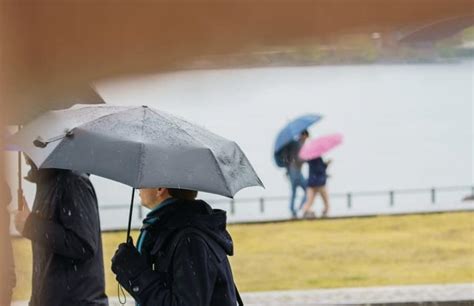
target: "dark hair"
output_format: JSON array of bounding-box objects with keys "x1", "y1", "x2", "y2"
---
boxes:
[
  {"x1": 168, "y1": 188, "x2": 198, "y2": 200},
  {"x1": 301, "y1": 130, "x2": 309, "y2": 137}
]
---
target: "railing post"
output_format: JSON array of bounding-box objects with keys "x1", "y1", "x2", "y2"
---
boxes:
[
  {"x1": 230, "y1": 199, "x2": 235, "y2": 215},
  {"x1": 389, "y1": 191, "x2": 394, "y2": 207},
  {"x1": 347, "y1": 193, "x2": 352, "y2": 209},
  {"x1": 138, "y1": 205, "x2": 143, "y2": 219},
  {"x1": 431, "y1": 188, "x2": 436, "y2": 204},
  {"x1": 259, "y1": 198, "x2": 265, "y2": 214}
]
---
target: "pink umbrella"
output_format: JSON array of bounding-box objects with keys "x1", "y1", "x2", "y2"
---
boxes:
[{"x1": 299, "y1": 133, "x2": 343, "y2": 161}]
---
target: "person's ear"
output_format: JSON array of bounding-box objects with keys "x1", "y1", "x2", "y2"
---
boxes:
[
  {"x1": 155, "y1": 188, "x2": 162, "y2": 199},
  {"x1": 156, "y1": 188, "x2": 167, "y2": 198}
]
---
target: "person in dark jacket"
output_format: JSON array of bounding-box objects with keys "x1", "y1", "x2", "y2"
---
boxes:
[
  {"x1": 281, "y1": 130, "x2": 309, "y2": 218},
  {"x1": 300, "y1": 156, "x2": 331, "y2": 219},
  {"x1": 0, "y1": 181, "x2": 15, "y2": 306},
  {"x1": 13, "y1": 157, "x2": 108, "y2": 306},
  {"x1": 111, "y1": 187, "x2": 241, "y2": 306}
]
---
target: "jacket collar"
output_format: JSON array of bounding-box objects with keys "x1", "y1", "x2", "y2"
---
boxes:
[{"x1": 142, "y1": 198, "x2": 178, "y2": 226}]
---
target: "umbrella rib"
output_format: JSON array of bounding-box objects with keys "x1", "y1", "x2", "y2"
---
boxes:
[
  {"x1": 37, "y1": 135, "x2": 69, "y2": 169},
  {"x1": 147, "y1": 108, "x2": 205, "y2": 145},
  {"x1": 30, "y1": 105, "x2": 134, "y2": 142},
  {"x1": 205, "y1": 147, "x2": 233, "y2": 197},
  {"x1": 148, "y1": 108, "x2": 231, "y2": 195},
  {"x1": 232, "y1": 142, "x2": 265, "y2": 189},
  {"x1": 135, "y1": 108, "x2": 147, "y2": 187},
  {"x1": 70, "y1": 105, "x2": 135, "y2": 126},
  {"x1": 30, "y1": 106, "x2": 137, "y2": 169}
]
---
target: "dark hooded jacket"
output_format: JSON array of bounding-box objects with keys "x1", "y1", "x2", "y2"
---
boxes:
[
  {"x1": 22, "y1": 169, "x2": 108, "y2": 306},
  {"x1": 126, "y1": 199, "x2": 239, "y2": 306}
]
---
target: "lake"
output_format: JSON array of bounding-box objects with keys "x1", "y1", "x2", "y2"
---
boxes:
[{"x1": 6, "y1": 60, "x2": 473, "y2": 229}]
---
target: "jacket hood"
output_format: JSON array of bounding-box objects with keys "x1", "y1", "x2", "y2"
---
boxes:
[
  {"x1": 24, "y1": 167, "x2": 68, "y2": 184},
  {"x1": 146, "y1": 199, "x2": 234, "y2": 256}
]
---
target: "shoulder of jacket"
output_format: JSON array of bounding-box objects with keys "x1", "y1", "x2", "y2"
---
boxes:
[
  {"x1": 174, "y1": 228, "x2": 209, "y2": 248},
  {"x1": 168, "y1": 228, "x2": 225, "y2": 263}
]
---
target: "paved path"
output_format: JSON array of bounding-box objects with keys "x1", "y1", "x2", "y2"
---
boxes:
[
  {"x1": 13, "y1": 283, "x2": 474, "y2": 305},
  {"x1": 239, "y1": 283, "x2": 474, "y2": 305}
]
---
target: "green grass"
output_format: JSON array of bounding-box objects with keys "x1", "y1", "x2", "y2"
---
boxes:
[{"x1": 12, "y1": 212, "x2": 474, "y2": 300}]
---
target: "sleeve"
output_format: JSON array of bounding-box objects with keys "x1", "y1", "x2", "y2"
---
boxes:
[
  {"x1": 131, "y1": 233, "x2": 218, "y2": 306},
  {"x1": 22, "y1": 175, "x2": 100, "y2": 261}
]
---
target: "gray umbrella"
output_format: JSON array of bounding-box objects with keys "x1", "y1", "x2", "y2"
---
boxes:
[
  {"x1": 12, "y1": 104, "x2": 263, "y2": 195},
  {"x1": 12, "y1": 104, "x2": 264, "y2": 238}
]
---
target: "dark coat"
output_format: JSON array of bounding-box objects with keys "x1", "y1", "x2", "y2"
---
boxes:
[
  {"x1": 279, "y1": 141, "x2": 304, "y2": 170},
  {"x1": 128, "y1": 199, "x2": 239, "y2": 306},
  {"x1": 22, "y1": 169, "x2": 108, "y2": 306},
  {"x1": 307, "y1": 157, "x2": 328, "y2": 187}
]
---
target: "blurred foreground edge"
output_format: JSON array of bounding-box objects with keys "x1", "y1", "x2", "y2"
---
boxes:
[{"x1": 1, "y1": 1, "x2": 473, "y2": 117}]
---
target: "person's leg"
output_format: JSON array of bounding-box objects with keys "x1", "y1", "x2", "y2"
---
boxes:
[
  {"x1": 319, "y1": 186, "x2": 330, "y2": 217},
  {"x1": 288, "y1": 168, "x2": 298, "y2": 217},
  {"x1": 298, "y1": 171, "x2": 307, "y2": 210},
  {"x1": 301, "y1": 187, "x2": 316, "y2": 215}
]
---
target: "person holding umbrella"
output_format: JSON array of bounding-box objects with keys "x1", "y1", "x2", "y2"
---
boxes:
[
  {"x1": 11, "y1": 104, "x2": 262, "y2": 306},
  {"x1": 111, "y1": 186, "x2": 243, "y2": 306},
  {"x1": 13, "y1": 156, "x2": 108, "y2": 306},
  {"x1": 300, "y1": 156, "x2": 331, "y2": 219},
  {"x1": 282, "y1": 130, "x2": 309, "y2": 218},
  {"x1": 299, "y1": 133, "x2": 343, "y2": 219}
]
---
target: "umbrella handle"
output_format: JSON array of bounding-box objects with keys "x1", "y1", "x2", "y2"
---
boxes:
[
  {"x1": 125, "y1": 188, "x2": 135, "y2": 241},
  {"x1": 17, "y1": 188, "x2": 24, "y2": 211}
]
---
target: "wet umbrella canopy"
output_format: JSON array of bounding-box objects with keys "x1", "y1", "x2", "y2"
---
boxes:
[
  {"x1": 12, "y1": 104, "x2": 263, "y2": 195},
  {"x1": 12, "y1": 104, "x2": 264, "y2": 238}
]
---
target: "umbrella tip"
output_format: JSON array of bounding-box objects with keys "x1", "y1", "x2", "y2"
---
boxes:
[
  {"x1": 33, "y1": 137, "x2": 47, "y2": 148},
  {"x1": 141, "y1": 105, "x2": 148, "y2": 108}
]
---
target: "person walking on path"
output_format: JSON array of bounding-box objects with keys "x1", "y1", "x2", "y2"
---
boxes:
[
  {"x1": 13, "y1": 156, "x2": 108, "y2": 306},
  {"x1": 111, "y1": 187, "x2": 243, "y2": 306},
  {"x1": 282, "y1": 130, "x2": 309, "y2": 218},
  {"x1": 301, "y1": 157, "x2": 331, "y2": 219}
]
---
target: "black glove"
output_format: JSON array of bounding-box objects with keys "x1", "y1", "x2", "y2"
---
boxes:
[
  {"x1": 112, "y1": 238, "x2": 162, "y2": 301},
  {"x1": 111, "y1": 238, "x2": 149, "y2": 280}
]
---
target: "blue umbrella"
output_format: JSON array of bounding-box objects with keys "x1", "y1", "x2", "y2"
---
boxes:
[{"x1": 273, "y1": 114, "x2": 322, "y2": 167}]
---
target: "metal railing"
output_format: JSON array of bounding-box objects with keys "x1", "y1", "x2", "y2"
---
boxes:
[
  {"x1": 211, "y1": 185, "x2": 473, "y2": 215},
  {"x1": 100, "y1": 185, "x2": 474, "y2": 218}
]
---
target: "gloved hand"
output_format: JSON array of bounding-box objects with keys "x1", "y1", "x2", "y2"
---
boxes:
[{"x1": 111, "y1": 238, "x2": 149, "y2": 281}]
